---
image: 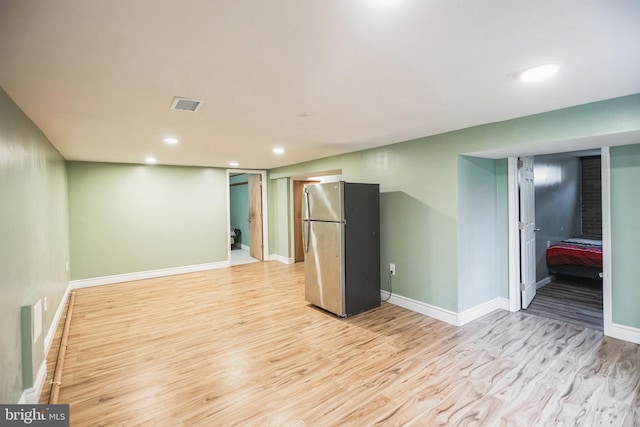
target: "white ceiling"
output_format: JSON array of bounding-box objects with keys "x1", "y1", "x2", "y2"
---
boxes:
[{"x1": 1, "y1": 0, "x2": 639, "y2": 169}]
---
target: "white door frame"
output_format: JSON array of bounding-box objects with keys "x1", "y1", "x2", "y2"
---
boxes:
[
  {"x1": 601, "y1": 147, "x2": 612, "y2": 337},
  {"x1": 226, "y1": 169, "x2": 269, "y2": 262},
  {"x1": 507, "y1": 149, "x2": 612, "y2": 335}
]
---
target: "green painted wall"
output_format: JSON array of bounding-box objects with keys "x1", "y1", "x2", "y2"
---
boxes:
[
  {"x1": 67, "y1": 162, "x2": 228, "y2": 280},
  {"x1": 610, "y1": 143, "x2": 640, "y2": 328},
  {"x1": 0, "y1": 87, "x2": 70, "y2": 403},
  {"x1": 268, "y1": 177, "x2": 291, "y2": 258},
  {"x1": 229, "y1": 174, "x2": 250, "y2": 247},
  {"x1": 495, "y1": 159, "x2": 510, "y2": 299},
  {"x1": 457, "y1": 156, "x2": 509, "y2": 311},
  {"x1": 269, "y1": 94, "x2": 640, "y2": 315}
]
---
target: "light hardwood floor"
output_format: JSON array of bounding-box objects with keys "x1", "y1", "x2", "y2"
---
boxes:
[
  {"x1": 526, "y1": 276, "x2": 603, "y2": 331},
  {"x1": 46, "y1": 262, "x2": 639, "y2": 426}
]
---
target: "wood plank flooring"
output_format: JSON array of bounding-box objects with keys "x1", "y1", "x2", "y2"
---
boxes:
[
  {"x1": 49, "y1": 262, "x2": 639, "y2": 426},
  {"x1": 526, "y1": 276, "x2": 603, "y2": 331}
]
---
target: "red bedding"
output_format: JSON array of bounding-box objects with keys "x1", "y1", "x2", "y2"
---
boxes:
[{"x1": 546, "y1": 241, "x2": 602, "y2": 269}]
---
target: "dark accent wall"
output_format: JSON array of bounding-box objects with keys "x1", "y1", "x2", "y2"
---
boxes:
[
  {"x1": 581, "y1": 156, "x2": 602, "y2": 238},
  {"x1": 534, "y1": 154, "x2": 582, "y2": 281}
]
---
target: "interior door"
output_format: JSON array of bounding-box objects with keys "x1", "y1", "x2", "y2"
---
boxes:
[
  {"x1": 520, "y1": 156, "x2": 536, "y2": 308},
  {"x1": 248, "y1": 174, "x2": 263, "y2": 261}
]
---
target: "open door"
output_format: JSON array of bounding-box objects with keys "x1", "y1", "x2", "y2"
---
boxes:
[
  {"x1": 519, "y1": 156, "x2": 537, "y2": 308},
  {"x1": 248, "y1": 174, "x2": 263, "y2": 261}
]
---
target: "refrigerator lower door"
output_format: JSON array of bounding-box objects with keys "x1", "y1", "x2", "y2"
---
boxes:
[{"x1": 304, "y1": 221, "x2": 344, "y2": 316}]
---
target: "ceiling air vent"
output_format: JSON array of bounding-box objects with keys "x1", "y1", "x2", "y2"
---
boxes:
[{"x1": 170, "y1": 97, "x2": 202, "y2": 112}]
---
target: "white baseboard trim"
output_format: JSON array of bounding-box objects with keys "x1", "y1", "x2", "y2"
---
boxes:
[
  {"x1": 45, "y1": 281, "x2": 73, "y2": 358},
  {"x1": 241, "y1": 244, "x2": 250, "y2": 252},
  {"x1": 536, "y1": 275, "x2": 555, "y2": 289},
  {"x1": 381, "y1": 292, "x2": 508, "y2": 327},
  {"x1": 18, "y1": 360, "x2": 47, "y2": 404},
  {"x1": 70, "y1": 261, "x2": 229, "y2": 289},
  {"x1": 381, "y1": 291, "x2": 458, "y2": 326},
  {"x1": 29, "y1": 280, "x2": 75, "y2": 404},
  {"x1": 17, "y1": 280, "x2": 75, "y2": 404},
  {"x1": 609, "y1": 322, "x2": 640, "y2": 345},
  {"x1": 269, "y1": 254, "x2": 295, "y2": 265},
  {"x1": 457, "y1": 297, "x2": 510, "y2": 326},
  {"x1": 383, "y1": 289, "x2": 640, "y2": 345}
]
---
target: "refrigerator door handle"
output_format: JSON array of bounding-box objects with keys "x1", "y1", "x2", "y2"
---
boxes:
[
  {"x1": 303, "y1": 220, "x2": 310, "y2": 254},
  {"x1": 303, "y1": 188, "x2": 311, "y2": 254},
  {"x1": 304, "y1": 187, "x2": 311, "y2": 221}
]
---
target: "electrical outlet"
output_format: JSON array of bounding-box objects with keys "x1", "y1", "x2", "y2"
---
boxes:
[
  {"x1": 44, "y1": 297, "x2": 48, "y2": 312},
  {"x1": 389, "y1": 263, "x2": 396, "y2": 276}
]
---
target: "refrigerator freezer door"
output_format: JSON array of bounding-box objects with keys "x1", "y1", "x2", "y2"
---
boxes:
[
  {"x1": 304, "y1": 221, "x2": 344, "y2": 316},
  {"x1": 302, "y1": 182, "x2": 343, "y2": 222}
]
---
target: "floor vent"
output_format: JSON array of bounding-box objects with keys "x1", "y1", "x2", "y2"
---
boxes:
[{"x1": 170, "y1": 97, "x2": 202, "y2": 112}]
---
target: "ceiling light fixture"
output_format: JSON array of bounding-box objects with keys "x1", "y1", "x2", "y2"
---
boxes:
[
  {"x1": 145, "y1": 157, "x2": 157, "y2": 164},
  {"x1": 170, "y1": 97, "x2": 202, "y2": 112},
  {"x1": 518, "y1": 63, "x2": 560, "y2": 82},
  {"x1": 229, "y1": 161, "x2": 239, "y2": 167},
  {"x1": 164, "y1": 137, "x2": 179, "y2": 145},
  {"x1": 273, "y1": 147, "x2": 285, "y2": 155}
]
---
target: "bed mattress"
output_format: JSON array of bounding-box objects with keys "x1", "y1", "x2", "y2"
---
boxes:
[{"x1": 546, "y1": 238, "x2": 603, "y2": 269}]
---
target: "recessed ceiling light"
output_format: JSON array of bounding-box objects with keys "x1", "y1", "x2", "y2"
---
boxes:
[
  {"x1": 164, "y1": 137, "x2": 179, "y2": 145},
  {"x1": 518, "y1": 64, "x2": 560, "y2": 82},
  {"x1": 145, "y1": 157, "x2": 157, "y2": 164},
  {"x1": 229, "y1": 162, "x2": 239, "y2": 167},
  {"x1": 273, "y1": 147, "x2": 285, "y2": 155}
]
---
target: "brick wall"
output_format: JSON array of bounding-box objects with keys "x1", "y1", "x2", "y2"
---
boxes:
[{"x1": 581, "y1": 156, "x2": 602, "y2": 238}]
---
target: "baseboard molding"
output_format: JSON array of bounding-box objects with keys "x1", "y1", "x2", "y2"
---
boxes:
[
  {"x1": 381, "y1": 292, "x2": 508, "y2": 327},
  {"x1": 44, "y1": 281, "x2": 73, "y2": 359},
  {"x1": 70, "y1": 261, "x2": 229, "y2": 289},
  {"x1": 457, "y1": 297, "x2": 510, "y2": 326},
  {"x1": 537, "y1": 275, "x2": 555, "y2": 289},
  {"x1": 17, "y1": 281, "x2": 76, "y2": 404},
  {"x1": 381, "y1": 291, "x2": 458, "y2": 325},
  {"x1": 18, "y1": 360, "x2": 47, "y2": 404},
  {"x1": 609, "y1": 322, "x2": 640, "y2": 345},
  {"x1": 31, "y1": 280, "x2": 75, "y2": 404},
  {"x1": 383, "y1": 290, "x2": 640, "y2": 346},
  {"x1": 269, "y1": 254, "x2": 295, "y2": 265},
  {"x1": 241, "y1": 244, "x2": 250, "y2": 252}
]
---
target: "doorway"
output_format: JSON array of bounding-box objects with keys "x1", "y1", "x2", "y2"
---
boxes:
[
  {"x1": 510, "y1": 149, "x2": 610, "y2": 332},
  {"x1": 520, "y1": 151, "x2": 604, "y2": 330},
  {"x1": 228, "y1": 170, "x2": 268, "y2": 266},
  {"x1": 290, "y1": 171, "x2": 341, "y2": 263}
]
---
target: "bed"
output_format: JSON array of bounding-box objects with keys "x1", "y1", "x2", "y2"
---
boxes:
[{"x1": 546, "y1": 238, "x2": 603, "y2": 280}]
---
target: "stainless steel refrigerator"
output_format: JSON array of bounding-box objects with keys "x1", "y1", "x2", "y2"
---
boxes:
[{"x1": 302, "y1": 181, "x2": 380, "y2": 317}]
